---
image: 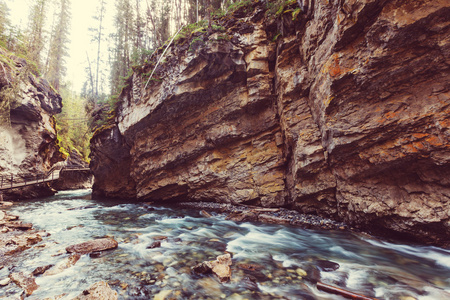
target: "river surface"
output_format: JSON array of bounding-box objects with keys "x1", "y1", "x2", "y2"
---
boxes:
[{"x1": 1, "y1": 189, "x2": 450, "y2": 299}]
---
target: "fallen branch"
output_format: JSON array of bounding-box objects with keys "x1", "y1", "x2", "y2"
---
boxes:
[
  {"x1": 143, "y1": 25, "x2": 185, "y2": 90},
  {"x1": 317, "y1": 282, "x2": 379, "y2": 300}
]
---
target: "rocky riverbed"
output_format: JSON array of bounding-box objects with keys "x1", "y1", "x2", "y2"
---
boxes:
[
  {"x1": 1, "y1": 190, "x2": 450, "y2": 299},
  {"x1": 173, "y1": 201, "x2": 349, "y2": 231}
]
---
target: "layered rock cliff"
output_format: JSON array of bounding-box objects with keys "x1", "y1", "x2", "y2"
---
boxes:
[
  {"x1": 90, "y1": 0, "x2": 450, "y2": 246},
  {"x1": 0, "y1": 47, "x2": 65, "y2": 199}
]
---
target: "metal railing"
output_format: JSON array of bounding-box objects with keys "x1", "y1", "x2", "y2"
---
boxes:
[{"x1": 0, "y1": 165, "x2": 90, "y2": 191}]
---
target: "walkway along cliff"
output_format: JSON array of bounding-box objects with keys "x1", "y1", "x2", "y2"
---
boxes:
[
  {"x1": 90, "y1": 0, "x2": 450, "y2": 247},
  {"x1": 0, "y1": 47, "x2": 65, "y2": 200}
]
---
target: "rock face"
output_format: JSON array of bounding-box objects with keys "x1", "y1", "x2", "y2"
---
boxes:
[
  {"x1": 0, "y1": 47, "x2": 64, "y2": 200},
  {"x1": 90, "y1": 1, "x2": 450, "y2": 246},
  {"x1": 52, "y1": 149, "x2": 93, "y2": 190}
]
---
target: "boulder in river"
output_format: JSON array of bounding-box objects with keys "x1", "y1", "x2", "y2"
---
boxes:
[
  {"x1": 32, "y1": 264, "x2": 54, "y2": 276},
  {"x1": 44, "y1": 254, "x2": 81, "y2": 276},
  {"x1": 193, "y1": 253, "x2": 232, "y2": 283},
  {"x1": 9, "y1": 272, "x2": 39, "y2": 296},
  {"x1": 316, "y1": 260, "x2": 340, "y2": 272},
  {"x1": 72, "y1": 281, "x2": 118, "y2": 300},
  {"x1": 66, "y1": 238, "x2": 118, "y2": 254}
]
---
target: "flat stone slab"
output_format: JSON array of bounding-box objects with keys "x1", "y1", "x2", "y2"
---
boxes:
[
  {"x1": 9, "y1": 272, "x2": 39, "y2": 296},
  {"x1": 66, "y1": 238, "x2": 118, "y2": 254},
  {"x1": 73, "y1": 281, "x2": 118, "y2": 300}
]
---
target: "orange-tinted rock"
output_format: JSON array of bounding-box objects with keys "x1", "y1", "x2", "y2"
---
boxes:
[
  {"x1": 9, "y1": 272, "x2": 39, "y2": 296},
  {"x1": 66, "y1": 238, "x2": 118, "y2": 254},
  {"x1": 90, "y1": 1, "x2": 450, "y2": 246},
  {"x1": 72, "y1": 281, "x2": 118, "y2": 300},
  {"x1": 193, "y1": 253, "x2": 232, "y2": 283}
]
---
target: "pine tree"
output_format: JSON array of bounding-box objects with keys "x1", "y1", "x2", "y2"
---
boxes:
[
  {"x1": 110, "y1": 0, "x2": 134, "y2": 95},
  {"x1": 94, "y1": 0, "x2": 106, "y2": 98},
  {"x1": 26, "y1": 0, "x2": 48, "y2": 70},
  {"x1": 46, "y1": 0, "x2": 71, "y2": 90},
  {"x1": 0, "y1": 0, "x2": 10, "y2": 41}
]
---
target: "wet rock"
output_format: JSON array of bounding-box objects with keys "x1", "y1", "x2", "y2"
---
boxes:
[
  {"x1": 6, "y1": 222, "x2": 33, "y2": 230},
  {"x1": 304, "y1": 266, "x2": 321, "y2": 283},
  {"x1": 152, "y1": 235, "x2": 168, "y2": 241},
  {"x1": 0, "y1": 277, "x2": 10, "y2": 286},
  {"x1": 66, "y1": 238, "x2": 118, "y2": 254},
  {"x1": 237, "y1": 263, "x2": 264, "y2": 271},
  {"x1": 200, "y1": 210, "x2": 212, "y2": 218},
  {"x1": 72, "y1": 281, "x2": 118, "y2": 300},
  {"x1": 196, "y1": 277, "x2": 223, "y2": 298},
  {"x1": 5, "y1": 214, "x2": 19, "y2": 221},
  {"x1": 240, "y1": 276, "x2": 259, "y2": 291},
  {"x1": 44, "y1": 254, "x2": 81, "y2": 276},
  {"x1": 153, "y1": 289, "x2": 173, "y2": 300},
  {"x1": 32, "y1": 265, "x2": 53, "y2": 276},
  {"x1": 0, "y1": 227, "x2": 43, "y2": 257},
  {"x1": 258, "y1": 213, "x2": 291, "y2": 224},
  {"x1": 193, "y1": 253, "x2": 232, "y2": 283},
  {"x1": 316, "y1": 260, "x2": 340, "y2": 272},
  {"x1": 226, "y1": 211, "x2": 259, "y2": 222},
  {"x1": 296, "y1": 268, "x2": 307, "y2": 277},
  {"x1": 67, "y1": 205, "x2": 96, "y2": 211},
  {"x1": 9, "y1": 272, "x2": 39, "y2": 296},
  {"x1": 237, "y1": 263, "x2": 269, "y2": 282},
  {"x1": 89, "y1": 251, "x2": 106, "y2": 258},
  {"x1": 147, "y1": 241, "x2": 161, "y2": 249}
]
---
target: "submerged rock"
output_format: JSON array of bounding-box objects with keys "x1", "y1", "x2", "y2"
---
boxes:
[
  {"x1": 147, "y1": 241, "x2": 161, "y2": 249},
  {"x1": 316, "y1": 260, "x2": 340, "y2": 272},
  {"x1": 72, "y1": 281, "x2": 118, "y2": 300},
  {"x1": 0, "y1": 210, "x2": 43, "y2": 259},
  {"x1": 44, "y1": 254, "x2": 81, "y2": 276},
  {"x1": 32, "y1": 264, "x2": 53, "y2": 276},
  {"x1": 66, "y1": 238, "x2": 118, "y2": 254},
  {"x1": 0, "y1": 277, "x2": 10, "y2": 286},
  {"x1": 9, "y1": 272, "x2": 39, "y2": 296},
  {"x1": 193, "y1": 253, "x2": 232, "y2": 283}
]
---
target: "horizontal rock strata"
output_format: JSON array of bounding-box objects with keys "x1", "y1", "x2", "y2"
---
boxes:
[{"x1": 90, "y1": 0, "x2": 450, "y2": 246}]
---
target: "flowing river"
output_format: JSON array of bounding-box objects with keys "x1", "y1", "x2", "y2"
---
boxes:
[{"x1": 1, "y1": 189, "x2": 450, "y2": 299}]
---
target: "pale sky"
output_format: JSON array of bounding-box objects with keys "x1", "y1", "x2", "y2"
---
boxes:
[{"x1": 5, "y1": 0, "x2": 116, "y2": 93}]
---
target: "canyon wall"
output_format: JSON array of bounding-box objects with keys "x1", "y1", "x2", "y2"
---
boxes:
[
  {"x1": 0, "y1": 48, "x2": 64, "y2": 199},
  {"x1": 90, "y1": 0, "x2": 450, "y2": 246}
]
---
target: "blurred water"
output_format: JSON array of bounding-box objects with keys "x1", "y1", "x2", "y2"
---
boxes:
[{"x1": 1, "y1": 189, "x2": 449, "y2": 299}]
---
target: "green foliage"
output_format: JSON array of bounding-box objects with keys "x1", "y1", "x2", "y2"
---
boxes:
[
  {"x1": 292, "y1": 7, "x2": 302, "y2": 20},
  {"x1": 46, "y1": 0, "x2": 71, "y2": 91},
  {"x1": 173, "y1": 20, "x2": 208, "y2": 44},
  {"x1": 189, "y1": 37, "x2": 205, "y2": 52},
  {"x1": 227, "y1": 0, "x2": 253, "y2": 15},
  {"x1": 272, "y1": 32, "x2": 282, "y2": 42},
  {"x1": 55, "y1": 88, "x2": 92, "y2": 162},
  {"x1": 266, "y1": 0, "x2": 299, "y2": 18}
]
